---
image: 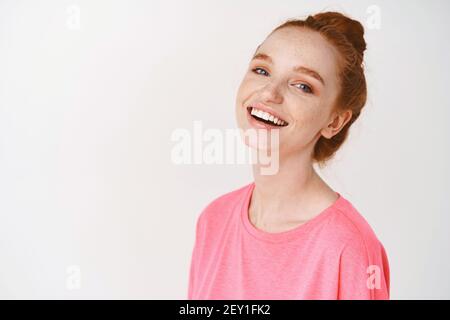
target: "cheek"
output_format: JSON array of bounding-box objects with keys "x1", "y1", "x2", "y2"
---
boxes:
[
  {"x1": 237, "y1": 76, "x2": 255, "y2": 97},
  {"x1": 283, "y1": 102, "x2": 330, "y2": 147},
  {"x1": 238, "y1": 72, "x2": 267, "y2": 96},
  {"x1": 290, "y1": 102, "x2": 324, "y2": 131},
  {"x1": 235, "y1": 77, "x2": 252, "y2": 126},
  {"x1": 235, "y1": 76, "x2": 260, "y2": 112}
]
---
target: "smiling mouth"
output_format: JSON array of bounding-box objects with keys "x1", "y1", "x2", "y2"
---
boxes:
[{"x1": 246, "y1": 106, "x2": 289, "y2": 127}]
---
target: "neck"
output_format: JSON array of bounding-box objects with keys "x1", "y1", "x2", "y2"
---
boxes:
[{"x1": 250, "y1": 148, "x2": 334, "y2": 226}]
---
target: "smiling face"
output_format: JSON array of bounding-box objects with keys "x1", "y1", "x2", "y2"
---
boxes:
[{"x1": 235, "y1": 26, "x2": 349, "y2": 159}]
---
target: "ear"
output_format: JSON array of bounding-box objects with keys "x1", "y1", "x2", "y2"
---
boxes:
[{"x1": 320, "y1": 109, "x2": 353, "y2": 139}]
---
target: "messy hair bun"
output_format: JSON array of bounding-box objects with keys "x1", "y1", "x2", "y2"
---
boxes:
[{"x1": 305, "y1": 12, "x2": 367, "y2": 58}]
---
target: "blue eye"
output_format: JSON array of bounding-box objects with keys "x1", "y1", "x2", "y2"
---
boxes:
[
  {"x1": 252, "y1": 67, "x2": 314, "y2": 94},
  {"x1": 294, "y1": 83, "x2": 313, "y2": 94},
  {"x1": 252, "y1": 67, "x2": 269, "y2": 76}
]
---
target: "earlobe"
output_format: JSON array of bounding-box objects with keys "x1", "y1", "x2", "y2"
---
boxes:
[{"x1": 320, "y1": 125, "x2": 335, "y2": 139}]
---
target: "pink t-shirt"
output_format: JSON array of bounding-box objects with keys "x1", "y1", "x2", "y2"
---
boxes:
[{"x1": 188, "y1": 182, "x2": 390, "y2": 300}]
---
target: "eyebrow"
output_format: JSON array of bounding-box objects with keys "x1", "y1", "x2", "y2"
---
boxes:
[{"x1": 251, "y1": 52, "x2": 325, "y2": 86}]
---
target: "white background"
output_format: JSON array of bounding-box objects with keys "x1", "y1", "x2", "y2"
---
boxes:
[{"x1": 1, "y1": 0, "x2": 449, "y2": 299}]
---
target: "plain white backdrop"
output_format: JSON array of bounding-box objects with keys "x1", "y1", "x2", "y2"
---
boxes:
[{"x1": 1, "y1": 0, "x2": 449, "y2": 299}]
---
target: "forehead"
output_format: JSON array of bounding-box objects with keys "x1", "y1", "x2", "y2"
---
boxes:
[{"x1": 256, "y1": 27, "x2": 341, "y2": 83}]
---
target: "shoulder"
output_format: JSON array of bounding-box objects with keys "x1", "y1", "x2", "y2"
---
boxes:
[
  {"x1": 196, "y1": 182, "x2": 253, "y2": 227},
  {"x1": 327, "y1": 195, "x2": 386, "y2": 256},
  {"x1": 330, "y1": 195, "x2": 390, "y2": 298}
]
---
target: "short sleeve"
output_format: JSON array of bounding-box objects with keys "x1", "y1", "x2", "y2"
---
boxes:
[{"x1": 338, "y1": 235, "x2": 390, "y2": 300}]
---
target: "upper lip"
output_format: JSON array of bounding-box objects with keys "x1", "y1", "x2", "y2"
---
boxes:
[{"x1": 246, "y1": 102, "x2": 288, "y2": 124}]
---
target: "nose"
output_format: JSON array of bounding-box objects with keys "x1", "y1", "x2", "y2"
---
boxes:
[{"x1": 259, "y1": 81, "x2": 284, "y2": 105}]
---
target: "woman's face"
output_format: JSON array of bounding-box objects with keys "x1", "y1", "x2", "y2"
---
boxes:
[{"x1": 235, "y1": 26, "x2": 348, "y2": 158}]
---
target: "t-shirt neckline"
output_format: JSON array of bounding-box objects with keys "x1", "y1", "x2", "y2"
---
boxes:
[{"x1": 240, "y1": 182, "x2": 345, "y2": 243}]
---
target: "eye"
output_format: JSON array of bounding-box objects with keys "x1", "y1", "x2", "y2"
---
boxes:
[
  {"x1": 251, "y1": 67, "x2": 269, "y2": 76},
  {"x1": 294, "y1": 83, "x2": 313, "y2": 94}
]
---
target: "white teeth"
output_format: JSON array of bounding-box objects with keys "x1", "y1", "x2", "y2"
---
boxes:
[{"x1": 250, "y1": 107, "x2": 287, "y2": 126}]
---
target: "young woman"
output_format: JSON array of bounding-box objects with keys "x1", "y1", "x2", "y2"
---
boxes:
[{"x1": 188, "y1": 11, "x2": 390, "y2": 300}]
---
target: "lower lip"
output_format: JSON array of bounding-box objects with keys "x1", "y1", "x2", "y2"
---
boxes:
[{"x1": 245, "y1": 107, "x2": 286, "y2": 130}]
